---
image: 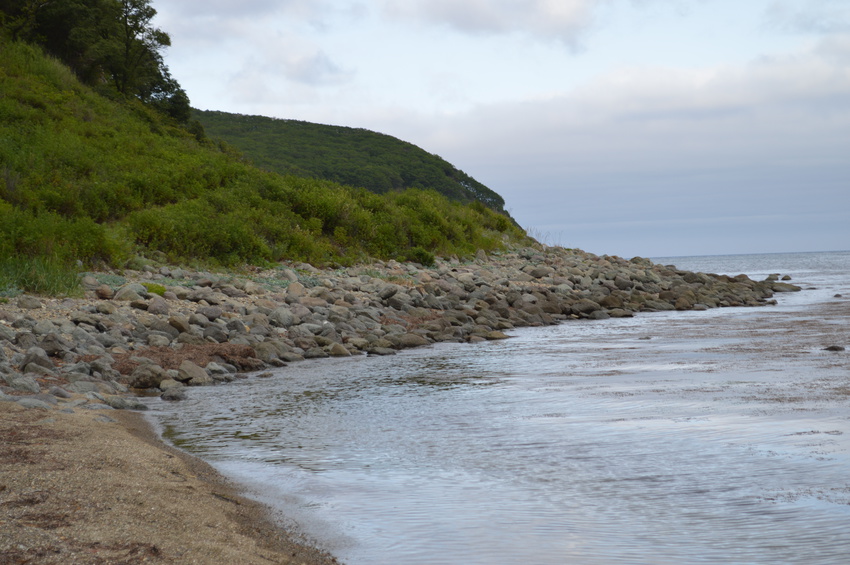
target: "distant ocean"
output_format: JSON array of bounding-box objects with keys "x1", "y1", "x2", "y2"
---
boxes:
[{"x1": 147, "y1": 250, "x2": 850, "y2": 565}]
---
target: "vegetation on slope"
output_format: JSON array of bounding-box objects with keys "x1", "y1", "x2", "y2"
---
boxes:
[
  {"x1": 194, "y1": 110, "x2": 507, "y2": 213},
  {"x1": 0, "y1": 38, "x2": 526, "y2": 294}
]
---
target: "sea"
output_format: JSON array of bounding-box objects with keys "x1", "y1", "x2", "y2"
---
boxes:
[{"x1": 145, "y1": 251, "x2": 850, "y2": 565}]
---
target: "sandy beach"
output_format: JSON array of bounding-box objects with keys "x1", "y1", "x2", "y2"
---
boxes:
[{"x1": 0, "y1": 402, "x2": 338, "y2": 564}]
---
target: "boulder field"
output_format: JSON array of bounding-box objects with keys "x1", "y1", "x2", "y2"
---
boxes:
[{"x1": 1, "y1": 246, "x2": 800, "y2": 410}]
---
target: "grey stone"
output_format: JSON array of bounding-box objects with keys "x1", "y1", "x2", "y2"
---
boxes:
[
  {"x1": 158, "y1": 378, "x2": 184, "y2": 390},
  {"x1": 16, "y1": 397, "x2": 53, "y2": 410},
  {"x1": 147, "y1": 296, "x2": 170, "y2": 315},
  {"x1": 39, "y1": 333, "x2": 74, "y2": 356},
  {"x1": 17, "y1": 296, "x2": 43, "y2": 309},
  {"x1": 178, "y1": 360, "x2": 213, "y2": 386},
  {"x1": 49, "y1": 386, "x2": 73, "y2": 398},
  {"x1": 203, "y1": 325, "x2": 228, "y2": 343},
  {"x1": 113, "y1": 284, "x2": 146, "y2": 301},
  {"x1": 146, "y1": 333, "x2": 171, "y2": 347},
  {"x1": 398, "y1": 333, "x2": 430, "y2": 348},
  {"x1": 198, "y1": 306, "x2": 222, "y2": 321},
  {"x1": 161, "y1": 387, "x2": 188, "y2": 401},
  {"x1": 327, "y1": 342, "x2": 351, "y2": 357},
  {"x1": 129, "y1": 363, "x2": 168, "y2": 389},
  {"x1": 32, "y1": 319, "x2": 56, "y2": 335},
  {"x1": 168, "y1": 315, "x2": 191, "y2": 333},
  {"x1": 8, "y1": 375, "x2": 41, "y2": 393},
  {"x1": 22, "y1": 347, "x2": 54, "y2": 371},
  {"x1": 0, "y1": 325, "x2": 15, "y2": 342},
  {"x1": 103, "y1": 395, "x2": 148, "y2": 410}
]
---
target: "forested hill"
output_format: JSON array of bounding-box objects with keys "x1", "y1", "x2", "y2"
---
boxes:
[{"x1": 193, "y1": 110, "x2": 507, "y2": 213}]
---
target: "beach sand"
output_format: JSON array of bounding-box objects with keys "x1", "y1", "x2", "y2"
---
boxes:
[{"x1": 0, "y1": 402, "x2": 339, "y2": 564}]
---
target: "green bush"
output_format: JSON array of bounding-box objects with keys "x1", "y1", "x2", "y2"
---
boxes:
[{"x1": 404, "y1": 246, "x2": 435, "y2": 267}]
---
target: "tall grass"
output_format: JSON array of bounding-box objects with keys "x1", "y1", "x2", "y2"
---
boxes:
[{"x1": 0, "y1": 256, "x2": 82, "y2": 297}]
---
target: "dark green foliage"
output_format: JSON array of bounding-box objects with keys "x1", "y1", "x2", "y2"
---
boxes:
[
  {"x1": 0, "y1": 0, "x2": 190, "y2": 122},
  {"x1": 0, "y1": 37, "x2": 528, "y2": 274},
  {"x1": 193, "y1": 110, "x2": 508, "y2": 212}
]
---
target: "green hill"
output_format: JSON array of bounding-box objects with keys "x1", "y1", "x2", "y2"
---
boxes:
[
  {"x1": 193, "y1": 110, "x2": 507, "y2": 213},
  {"x1": 0, "y1": 37, "x2": 527, "y2": 294}
]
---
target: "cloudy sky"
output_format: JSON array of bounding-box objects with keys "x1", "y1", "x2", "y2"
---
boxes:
[{"x1": 153, "y1": 0, "x2": 849, "y2": 259}]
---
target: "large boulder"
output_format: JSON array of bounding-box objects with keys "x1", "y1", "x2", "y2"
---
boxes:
[
  {"x1": 129, "y1": 363, "x2": 168, "y2": 389},
  {"x1": 178, "y1": 360, "x2": 213, "y2": 386}
]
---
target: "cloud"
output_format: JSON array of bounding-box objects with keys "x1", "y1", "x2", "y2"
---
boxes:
[
  {"x1": 377, "y1": 35, "x2": 850, "y2": 255},
  {"x1": 764, "y1": 0, "x2": 850, "y2": 35},
  {"x1": 383, "y1": 0, "x2": 600, "y2": 46}
]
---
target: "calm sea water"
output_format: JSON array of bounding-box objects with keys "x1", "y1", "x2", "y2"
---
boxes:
[{"x1": 146, "y1": 251, "x2": 850, "y2": 565}]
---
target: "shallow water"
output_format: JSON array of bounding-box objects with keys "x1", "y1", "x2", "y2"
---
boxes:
[{"x1": 147, "y1": 251, "x2": 850, "y2": 564}]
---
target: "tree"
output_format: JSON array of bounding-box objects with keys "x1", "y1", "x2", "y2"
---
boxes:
[{"x1": 0, "y1": 0, "x2": 191, "y2": 122}]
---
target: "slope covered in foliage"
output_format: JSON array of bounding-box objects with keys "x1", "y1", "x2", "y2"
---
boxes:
[
  {"x1": 194, "y1": 110, "x2": 507, "y2": 213},
  {"x1": 0, "y1": 38, "x2": 526, "y2": 285}
]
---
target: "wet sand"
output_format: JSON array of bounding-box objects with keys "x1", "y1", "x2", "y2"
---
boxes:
[{"x1": 0, "y1": 403, "x2": 339, "y2": 564}]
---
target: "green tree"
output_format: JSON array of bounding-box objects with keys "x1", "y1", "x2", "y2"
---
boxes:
[{"x1": 0, "y1": 0, "x2": 190, "y2": 121}]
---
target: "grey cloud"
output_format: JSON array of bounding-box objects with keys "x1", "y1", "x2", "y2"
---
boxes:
[
  {"x1": 383, "y1": 0, "x2": 599, "y2": 45},
  {"x1": 381, "y1": 39, "x2": 850, "y2": 256}
]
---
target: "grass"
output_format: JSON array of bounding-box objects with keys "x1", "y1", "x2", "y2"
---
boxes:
[{"x1": 0, "y1": 256, "x2": 82, "y2": 297}]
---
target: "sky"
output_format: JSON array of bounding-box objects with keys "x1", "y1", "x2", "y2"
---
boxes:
[{"x1": 152, "y1": 0, "x2": 850, "y2": 259}]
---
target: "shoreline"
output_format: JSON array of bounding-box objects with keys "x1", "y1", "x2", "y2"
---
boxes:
[
  {"x1": 1, "y1": 245, "x2": 801, "y2": 562},
  {"x1": 0, "y1": 401, "x2": 339, "y2": 564}
]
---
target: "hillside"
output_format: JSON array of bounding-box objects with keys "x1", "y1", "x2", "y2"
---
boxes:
[
  {"x1": 193, "y1": 110, "x2": 507, "y2": 213},
  {"x1": 0, "y1": 38, "x2": 527, "y2": 294}
]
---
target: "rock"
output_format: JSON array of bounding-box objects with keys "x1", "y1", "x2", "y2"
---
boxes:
[
  {"x1": 771, "y1": 282, "x2": 802, "y2": 293},
  {"x1": 168, "y1": 315, "x2": 191, "y2": 333},
  {"x1": 161, "y1": 387, "x2": 187, "y2": 401},
  {"x1": 244, "y1": 281, "x2": 266, "y2": 295},
  {"x1": 378, "y1": 285, "x2": 399, "y2": 300},
  {"x1": 21, "y1": 347, "x2": 54, "y2": 371},
  {"x1": 95, "y1": 285, "x2": 115, "y2": 299},
  {"x1": 178, "y1": 360, "x2": 213, "y2": 386},
  {"x1": 49, "y1": 386, "x2": 73, "y2": 398},
  {"x1": 327, "y1": 342, "x2": 351, "y2": 357},
  {"x1": 0, "y1": 325, "x2": 15, "y2": 342},
  {"x1": 570, "y1": 299, "x2": 602, "y2": 316},
  {"x1": 286, "y1": 282, "x2": 307, "y2": 300},
  {"x1": 129, "y1": 363, "x2": 168, "y2": 389},
  {"x1": 269, "y1": 307, "x2": 296, "y2": 328},
  {"x1": 158, "y1": 378, "x2": 184, "y2": 390},
  {"x1": 16, "y1": 295, "x2": 43, "y2": 309},
  {"x1": 398, "y1": 333, "x2": 430, "y2": 348},
  {"x1": 32, "y1": 319, "x2": 55, "y2": 335},
  {"x1": 198, "y1": 306, "x2": 223, "y2": 321},
  {"x1": 529, "y1": 266, "x2": 555, "y2": 279},
  {"x1": 147, "y1": 334, "x2": 171, "y2": 347},
  {"x1": 203, "y1": 325, "x2": 228, "y2": 343},
  {"x1": 103, "y1": 395, "x2": 148, "y2": 410},
  {"x1": 39, "y1": 333, "x2": 74, "y2": 356},
  {"x1": 823, "y1": 345, "x2": 845, "y2": 352},
  {"x1": 15, "y1": 397, "x2": 53, "y2": 410},
  {"x1": 484, "y1": 331, "x2": 510, "y2": 340},
  {"x1": 6, "y1": 375, "x2": 41, "y2": 394},
  {"x1": 113, "y1": 284, "x2": 146, "y2": 301},
  {"x1": 303, "y1": 347, "x2": 329, "y2": 359},
  {"x1": 147, "y1": 296, "x2": 170, "y2": 315}
]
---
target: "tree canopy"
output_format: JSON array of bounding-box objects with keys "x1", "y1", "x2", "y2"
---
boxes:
[{"x1": 0, "y1": 0, "x2": 189, "y2": 121}]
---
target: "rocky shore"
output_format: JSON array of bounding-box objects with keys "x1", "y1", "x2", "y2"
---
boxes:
[
  {"x1": 2, "y1": 245, "x2": 800, "y2": 410},
  {"x1": 1, "y1": 245, "x2": 802, "y2": 563}
]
